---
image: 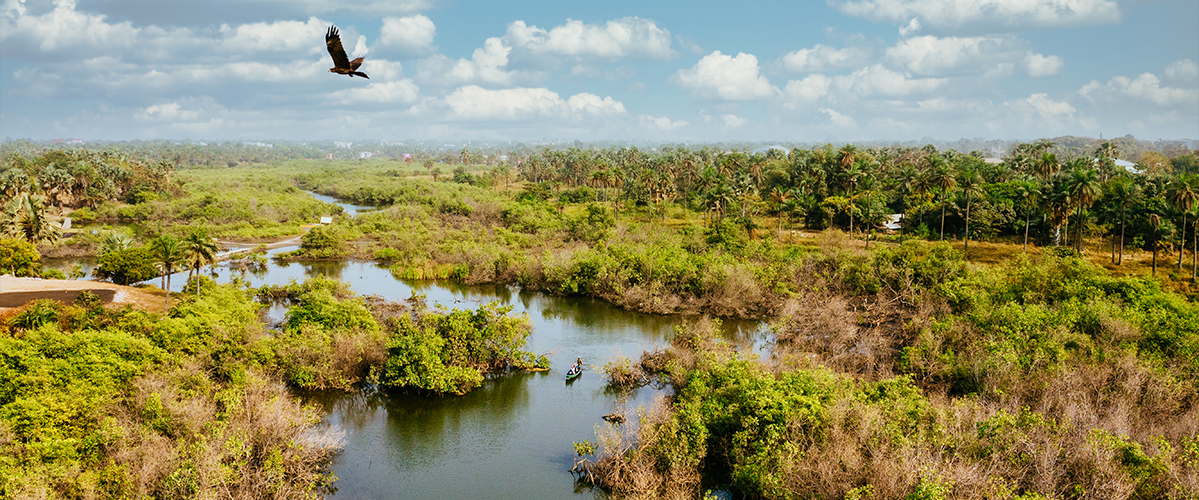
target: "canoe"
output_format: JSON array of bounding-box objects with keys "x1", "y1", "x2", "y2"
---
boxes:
[{"x1": 565, "y1": 366, "x2": 582, "y2": 381}]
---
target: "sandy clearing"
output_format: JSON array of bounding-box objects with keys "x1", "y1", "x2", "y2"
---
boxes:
[{"x1": 1, "y1": 275, "x2": 165, "y2": 313}]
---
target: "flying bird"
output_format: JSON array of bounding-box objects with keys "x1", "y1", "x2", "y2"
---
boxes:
[{"x1": 325, "y1": 25, "x2": 369, "y2": 79}]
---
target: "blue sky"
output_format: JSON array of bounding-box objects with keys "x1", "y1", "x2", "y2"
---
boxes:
[{"x1": 1, "y1": 0, "x2": 1195, "y2": 143}]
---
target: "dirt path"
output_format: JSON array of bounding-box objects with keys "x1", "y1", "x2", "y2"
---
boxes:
[
  {"x1": 215, "y1": 235, "x2": 303, "y2": 260},
  {"x1": 1, "y1": 275, "x2": 165, "y2": 313}
]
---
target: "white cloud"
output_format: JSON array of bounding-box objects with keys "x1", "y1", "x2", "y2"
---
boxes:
[
  {"x1": 0, "y1": 0, "x2": 138, "y2": 59},
  {"x1": 672, "y1": 51, "x2": 778, "y2": 101},
  {"x1": 898, "y1": 17, "x2": 922, "y2": 36},
  {"x1": 832, "y1": 64, "x2": 946, "y2": 98},
  {"x1": 721, "y1": 114, "x2": 748, "y2": 129},
  {"x1": 328, "y1": 79, "x2": 420, "y2": 105},
  {"x1": 820, "y1": 108, "x2": 857, "y2": 128},
  {"x1": 830, "y1": 0, "x2": 1121, "y2": 34},
  {"x1": 416, "y1": 37, "x2": 519, "y2": 87},
  {"x1": 138, "y1": 102, "x2": 198, "y2": 121},
  {"x1": 1164, "y1": 59, "x2": 1199, "y2": 86},
  {"x1": 780, "y1": 75, "x2": 832, "y2": 107},
  {"x1": 779, "y1": 44, "x2": 869, "y2": 73},
  {"x1": 443, "y1": 86, "x2": 625, "y2": 121},
  {"x1": 639, "y1": 114, "x2": 688, "y2": 130},
  {"x1": 566, "y1": 93, "x2": 627, "y2": 115},
  {"x1": 1023, "y1": 53, "x2": 1064, "y2": 78},
  {"x1": 218, "y1": 17, "x2": 327, "y2": 55},
  {"x1": 1080, "y1": 72, "x2": 1199, "y2": 108},
  {"x1": 378, "y1": 15, "x2": 436, "y2": 55},
  {"x1": 1004, "y1": 93, "x2": 1077, "y2": 132},
  {"x1": 505, "y1": 17, "x2": 674, "y2": 60},
  {"x1": 887, "y1": 35, "x2": 1033, "y2": 76}
]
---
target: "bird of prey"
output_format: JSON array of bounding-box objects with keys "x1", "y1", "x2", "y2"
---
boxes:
[{"x1": 325, "y1": 25, "x2": 369, "y2": 79}]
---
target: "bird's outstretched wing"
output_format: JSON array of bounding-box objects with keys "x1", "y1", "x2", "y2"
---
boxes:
[
  {"x1": 350, "y1": 56, "x2": 364, "y2": 71},
  {"x1": 326, "y1": 26, "x2": 352, "y2": 71}
]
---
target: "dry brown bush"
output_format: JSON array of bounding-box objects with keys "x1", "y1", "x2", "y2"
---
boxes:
[{"x1": 105, "y1": 367, "x2": 341, "y2": 500}]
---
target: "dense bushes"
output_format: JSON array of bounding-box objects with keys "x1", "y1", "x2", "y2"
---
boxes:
[
  {"x1": 379, "y1": 299, "x2": 547, "y2": 394},
  {"x1": 0, "y1": 281, "x2": 341, "y2": 499}
]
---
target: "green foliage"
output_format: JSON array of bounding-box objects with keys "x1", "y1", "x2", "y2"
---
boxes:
[
  {"x1": 300, "y1": 224, "x2": 348, "y2": 257},
  {"x1": 1088, "y1": 430, "x2": 1171, "y2": 498},
  {"x1": 0, "y1": 238, "x2": 42, "y2": 277},
  {"x1": 705, "y1": 219, "x2": 748, "y2": 252},
  {"x1": 574, "y1": 439, "x2": 597, "y2": 456},
  {"x1": 907, "y1": 469, "x2": 953, "y2": 500},
  {"x1": 9, "y1": 299, "x2": 60, "y2": 330},
  {"x1": 0, "y1": 322, "x2": 162, "y2": 472},
  {"x1": 93, "y1": 246, "x2": 157, "y2": 285},
  {"x1": 378, "y1": 300, "x2": 537, "y2": 394},
  {"x1": 568, "y1": 203, "x2": 616, "y2": 242},
  {"x1": 283, "y1": 285, "x2": 378, "y2": 333}
]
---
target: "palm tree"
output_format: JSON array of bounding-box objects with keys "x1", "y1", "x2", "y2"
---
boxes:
[
  {"x1": 768, "y1": 187, "x2": 791, "y2": 239},
  {"x1": 1150, "y1": 214, "x2": 1161, "y2": 276},
  {"x1": 1044, "y1": 178, "x2": 1072, "y2": 247},
  {"x1": 838, "y1": 144, "x2": 858, "y2": 172},
  {"x1": 1105, "y1": 177, "x2": 1140, "y2": 265},
  {"x1": 1013, "y1": 177, "x2": 1041, "y2": 252},
  {"x1": 958, "y1": 169, "x2": 984, "y2": 255},
  {"x1": 1066, "y1": 167, "x2": 1101, "y2": 252},
  {"x1": 1167, "y1": 174, "x2": 1199, "y2": 271},
  {"x1": 928, "y1": 159, "x2": 956, "y2": 240},
  {"x1": 895, "y1": 163, "x2": 921, "y2": 234},
  {"x1": 183, "y1": 229, "x2": 219, "y2": 295},
  {"x1": 149, "y1": 235, "x2": 184, "y2": 313},
  {"x1": 99, "y1": 231, "x2": 136, "y2": 255},
  {"x1": 842, "y1": 162, "x2": 865, "y2": 238},
  {"x1": 1034, "y1": 152, "x2": 1059, "y2": 181},
  {"x1": 17, "y1": 194, "x2": 61, "y2": 246}
]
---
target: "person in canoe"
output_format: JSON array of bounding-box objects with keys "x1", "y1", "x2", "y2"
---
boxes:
[{"x1": 566, "y1": 358, "x2": 582, "y2": 380}]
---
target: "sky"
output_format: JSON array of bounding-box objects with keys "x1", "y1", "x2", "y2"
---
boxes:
[{"x1": 0, "y1": 0, "x2": 1196, "y2": 143}]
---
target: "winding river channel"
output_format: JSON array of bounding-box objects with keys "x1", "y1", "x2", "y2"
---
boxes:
[{"x1": 44, "y1": 195, "x2": 766, "y2": 499}]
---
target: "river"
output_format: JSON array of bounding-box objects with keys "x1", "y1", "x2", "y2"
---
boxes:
[{"x1": 42, "y1": 194, "x2": 765, "y2": 498}]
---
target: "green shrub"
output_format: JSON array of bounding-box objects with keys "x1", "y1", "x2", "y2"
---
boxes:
[
  {"x1": 93, "y1": 247, "x2": 157, "y2": 286},
  {"x1": 378, "y1": 301, "x2": 537, "y2": 394},
  {"x1": 0, "y1": 238, "x2": 42, "y2": 277}
]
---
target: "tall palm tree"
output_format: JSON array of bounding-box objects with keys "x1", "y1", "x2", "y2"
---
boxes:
[
  {"x1": 1066, "y1": 167, "x2": 1101, "y2": 252},
  {"x1": 895, "y1": 163, "x2": 921, "y2": 234},
  {"x1": 1167, "y1": 174, "x2": 1199, "y2": 271},
  {"x1": 928, "y1": 159, "x2": 957, "y2": 240},
  {"x1": 1150, "y1": 214, "x2": 1161, "y2": 276},
  {"x1": 1013, "y1": 177, "x2": 1041, "y2": 252},
  {"x1": 838, "y1": 144, "x2": 858, "y2": 172},
  {"x1": 1105, "y1": 177, "x2": 1140, "y2": 265},
  {"x1": 842, "y1": 162, "x2": 865, "y2": 238},
  {"x1": 768, "y1": 187, "x2": 792, "y2": 240},
  {"x1": 183, "y1": 229, "x2": 219, "y2": 295},
  {"x1": 958, "y1": 169, "x2": 984, "y2": 255},
  {"x1": 149, "y1": 235, "x2": 184, "y2": 313}
]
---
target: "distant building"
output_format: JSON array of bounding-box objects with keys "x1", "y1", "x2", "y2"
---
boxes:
[
  {"x1": 1115, "y1": 159, "x2": 1141, "y2": 174},
  {"x1": 751, "y1": 145, "x2": 790, "y2": 156},
  {"x1": 884, "y1": 214, "x2": 902, "y2": 231},
  {"x1": 359, "y1": 151, "x2": 373, "y2": 159},
  {"x1": 984, "y1": 158, "x2": 1004, "y2": 164}
]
